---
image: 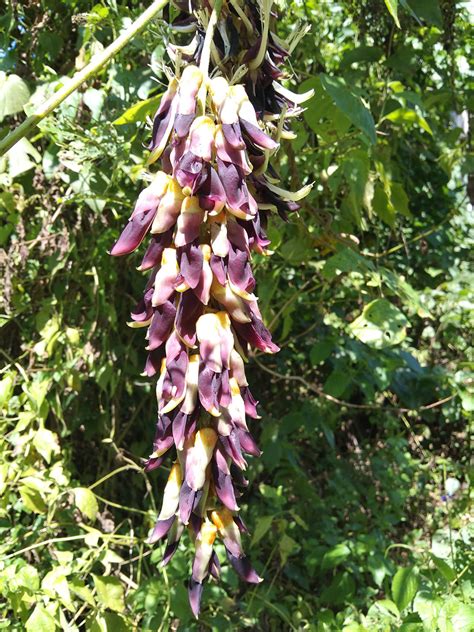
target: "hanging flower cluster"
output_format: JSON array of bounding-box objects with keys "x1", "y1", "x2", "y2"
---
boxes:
[{"x1": 110, "y1": 0, "x2": 312, "y2": 617}]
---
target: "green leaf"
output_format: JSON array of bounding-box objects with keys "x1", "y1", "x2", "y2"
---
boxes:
[
  {"x1": 320, "y1": 572, "x2": 355, "y2": 606},
  {"x1": 92, "y1": 575, "x2": 125, "y2": 613},
  {"x1": 25, "y1": 605, "x2": 57, "y2": 632},
  {"x1": 279, "y1": 533, "x2": 299, "y2": 566},
  {"x1": 0, "y1": 372, "x2": 15, "y2": 410},
  {"x1": 33, "y1": 428, "x2": 60, "y2": 464},
  {"x1": 390, "y1": 182, "x2": 412, "y2": 218},
  {"x1": 0, "y1": 72, "x2": 30, "y2": 121},
  {"x1": 383, "y1": 107, "x2": 433, "y2": 135},
  {"x1": 406, "y1": 0, "x2": 442, "y2": 26},
  {"x1": 19, "y1": 485, "x2": 47, "y2": 513},
  {"x1": 349, "y1": 299, "x2": 409, "y2": 349},
  {"x1": 368, "y1": 599, "x2": 400, "y2": 618},
  {"x1": 438, "y1": 598, "x2": 474, "y2": 632},
  {"x1": 41, "y1": 567, "x2": 72, "y2": 609},
  {"x1": 310, "y1": 340, "x2": 334, "y2": 365},
  {"x1": 384, "y1": 0, "x2": 401, "y2": 27},
  {"x1": 373, "y1": 183, "x2": 396, "y2": 227},
  {"x1": 83, "y1": 88, "x2": 105, "y2": 120},
  {"x1": 87, "y1": 612, "x2": 129, "y2": 632},
  {"x1": 69, "y1": 578, "x2": 95, "y2": 606},
  {"x1": 14, "y1": 564, "x2": 40, "y2": 591},
  {"x1": 113, "y1": 93, "x2": 163, "y2": 125},
  {"x1": 321, "y1": 543, "x2": 351, "y2": 570},
  {"x1": 414, "y1": 591, "x2": 443, "y2": 630},
  {"x1": 430, "y1": 554, "x2": 456, "y2": 582},
  {"x1": 392, "y1": 567, "x2": 419, "y2": 611},
  {"x1": 323, "y1": 369, "x2": 352, "y2": 398},
  {"x1": 340, "y1": 46, "x2": 384, "y2": 68},
  {"x1": 251, "y1": 515, "x2": 274, "y2": 547},
  {"x1": 322, "y1": 247, "x2": 372, "y2": 280},
  {"x1": 320, "y1": 74, "x2": 376, "y2": 145},
  {"x1": 302, "y1": 77, "x2": 351, "y2": 141},
  {"x1": 3, "y1": 138, "x2": 41, "y2": 178},
  {"x1": 367, "y1": 554, "x2": 391, "y2": 588},
  {"x1": 73, "y1": 487, "x2": 99, "y2": 521}
]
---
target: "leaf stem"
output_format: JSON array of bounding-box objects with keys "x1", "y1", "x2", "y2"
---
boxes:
[{"x1": 0, "y1": 0, "x2": 169, "y2": 157}]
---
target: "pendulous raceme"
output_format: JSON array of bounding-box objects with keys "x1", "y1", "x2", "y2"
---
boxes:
[{"x1": 110, "y1": 0, "x2": 312, "y2": 616}]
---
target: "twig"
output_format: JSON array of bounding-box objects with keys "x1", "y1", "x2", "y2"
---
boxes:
[
  {"x1": 253, "y1": 356, "x2": 456, "y2": 414},
  {"x1": 1, "y1": 532, "x2": 137, "y2": 561},
  {"x1": 0, "y1": 0, "x2": 169, "y2": 156}
]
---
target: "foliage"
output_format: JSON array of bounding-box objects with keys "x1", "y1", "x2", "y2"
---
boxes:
[{"x1": 0, "y1": 0, "x2": 472, "y2": 630}]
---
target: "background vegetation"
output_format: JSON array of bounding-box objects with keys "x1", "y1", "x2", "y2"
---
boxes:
[{"x1": 0, "y1": 0, "x2": 472, "y2": 630}]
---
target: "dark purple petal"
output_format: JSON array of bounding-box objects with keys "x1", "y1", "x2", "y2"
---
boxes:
[
  {"x1": 233, "y1": 313, "x2": 280, "y2": 354},
  {"x1": 234, "y1": 515, "x2": 249, "y2": 534},
  {"x1": 110, "y1": 208, "x2": 156, "y2": 257},
  {"x1": 212, "y1": 461, "x2": 239, "y2": 511},
  {"x1": 228, "y1": 244, "x2": 253, "y2": 291},
  {"x1": 198, "y1": 365, "x2": 220, "y2": 413},
  {"x1": 174, "y1": 113, "x2": 195, "y2": 139},
  {"x1": 149, "y1": 103, "x2": 174, "y2": 152},
  {"x1": 198, "y1": 166, "x2": 226, "y2": 212},
  {"x1": 131, "y1": 287, "x2": 154, "y2": 322},
  {"x1": 209, "y1": 551, "x2": 221, "y2": 580},
  {"x1": 218, "y1": 369, "x2": 231, "y2": 408},
  {"x1": 148, "y1": 301, "x2": 177, "y2": 351},
  {"x1": 216, "y1": 158, "x2": 247, "y2": 210},
  {"x1": 226, "y1": 551, "x2": 262, "y2": 584},
  {"x1": 188, "y1": 578, "x2": 203, "y2": 618},
  {"x1": 175, "y1": 290, "x2": 202, "y2": 346},
  {"x1": 149, "y1": 516, "x2": 175, "y2": 543},
  {"x1": 173, "y1": 406, "x2": 199, "y2": 450},
  {"x1": 139, "y1": 230, "x2": 173, "y2": 271},
  {"x1": 219, "y1": 434, "x2": 247, "y2": 470},
  {"x1": 239, "y1": 214, "x2": 271, "y2": 252},
  {"x1": 241, "y1": 386, "x2": 260, "y2": 418},
  {"x1": 230, "y1": 463, "x2": 249, "y2": 488},
  {"x1": 161, "y1": 540, "x2": 180, "y2": 566},
  {"x1": 172, "y1": 410, "x2": 187, "y2": 450},
  {"x1": 175, "y1": 152, "x2": 204, "y2": 192},
  {"x1": 239, "y1": 117, "x2": 278, "y2": 150},
  {"x1": 189, "y1": 513, "x2": 202, "y2": 536},
  {"x1": 162, "y1": 349, "x2": 188, "y2": 403},
  {"x1": 179, "y1": 242, "x2": 203, "y2": 289},
  {"x1": 179, "y1": 481, "x2": 201, "y2": 524},
  {"x1": 210, "y1": 254, "x2": 227, "y2": 286},
  {"x1": 144, "y1": 454, "x2": 166, "y2": 472},
  {"x1": 222, "y1": 122, "x2": 245, "y2": 149},
  {"x1": 151, "y1": 414, "x2": 174, "y2": 454},
  {"x1": 237, "y1": 429, "x2": 261, "y2": 457},
  {"x1": 144, "y1": 348, "x2": 165, "y2": 377},
  {"x1": 227, "y1": 220, "x2": 249, "y2": 252},
  {"x1": 161, "y1": 145, "x2": 173, "y2": 174}
]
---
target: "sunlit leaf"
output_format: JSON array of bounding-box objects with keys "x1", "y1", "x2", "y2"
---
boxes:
[
  {"x1": 113, "y1": 93, "x2": 163, "y2": 125},
  {"x1": 320, "y1": 74, "x2": 377, "y2": 145},
  {"x1": 384, "y1": 0, "x2": 401, "y2": 27},
  {"x1": 92, "y1": 575, "x2": 125, "y2": 613},
  {"x1": 392, "y1": 567, "x2": 419, "y2": 611},
  {"x1": 349, "y1": 299, "x2": 410, "y2": 349},
  {"x1": 25, "y1": 605, "x2": 57, "y2": 632},
  {"x1": 0, "y1": 72, "x2": 30, "y2": 121},
  {"x1": 73, "y1": 487, "x2": 99, "y2": 521}
]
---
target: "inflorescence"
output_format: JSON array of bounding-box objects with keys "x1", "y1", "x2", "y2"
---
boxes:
[{"x1": 110, "y1": 0, "x2": 312, "y2": 616}]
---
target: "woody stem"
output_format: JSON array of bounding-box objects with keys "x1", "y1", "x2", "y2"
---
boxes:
[{"x1": 0, "y1": 0, "x2": 169, "y2": 157}]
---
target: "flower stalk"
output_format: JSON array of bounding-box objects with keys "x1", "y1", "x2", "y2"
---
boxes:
[{"x1": 110, "y1": 0, "x2": 312, "y2": 617}]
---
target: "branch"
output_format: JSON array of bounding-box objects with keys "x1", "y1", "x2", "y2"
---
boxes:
[
  {"x1": 0, "y1": 0, "x2": 169, "y2": 157},
  {"x1": 252, "y1": 356, "x2": 456, "y2": 414}
]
